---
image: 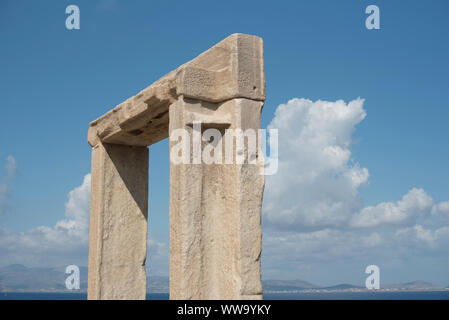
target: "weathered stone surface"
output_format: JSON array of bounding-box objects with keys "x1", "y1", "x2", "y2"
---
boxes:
[
  {"x1": 87, "y1": 33, "x2": 265, "y2": 148},
  {"x1": 169, "y1": 97, "x2": 264, "y2": 300},
  {"x1": 88, "y1": 142, "x2": 148, "y2": 300},
  {"x1": 87, "y1": 33, "x2": 265, "y2": 300}
]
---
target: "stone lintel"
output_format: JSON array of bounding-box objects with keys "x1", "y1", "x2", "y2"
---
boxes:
[{"x1": 87, "y1": 33, "x2": 265, "y2": 147}]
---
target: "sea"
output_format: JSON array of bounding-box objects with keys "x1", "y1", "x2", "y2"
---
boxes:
[{"x1": 1, "y1": 291, "x2": 449, "y2": 300}]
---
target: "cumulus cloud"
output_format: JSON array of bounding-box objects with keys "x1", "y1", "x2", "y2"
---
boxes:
[
  {"x1": 261, "y1": 97, "x2": 449, "y2": 284},
  {"x1": 394, "y1": 225, "x2": 449, "y2": 249},
  {"x1": 264, "y1": 229, "x2": 384, "y2": 263},
  {"x1": 0, "y1": 167, "x2": 168, "y2": 273},
  {"x1": 262, "y1": 228, "x2": 390, "y2": 282},
  {"x1": 350, "y1": 188, "x2": 434, "y2": 228},
  {"x1": 0, "y1": 174, "x2": 91, "y2": 267},
  {"x1": 54, "y1": 174, "x2": 91, "y2": 241},
  {"x1": 432, "y1": 201, "x2": 449, "y2": 220},
  {"x1": 264, "y1": 98, "x2": 449, "y2": 232},
  {"x1": 264, "y1": 98, "x2": 369, "y2": 231}
]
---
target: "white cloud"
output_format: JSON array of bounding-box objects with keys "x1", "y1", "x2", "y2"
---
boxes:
[
  {"x1": 264, "y1": 229, "x2": 383, "y2": 262},
  {"x1": 54, "y1": 174, "x2": 91, "y2": 241},
  {"x1": 350, "y1": 188, "x2": 434, "y2": 228},
  {"x1": 0, "y1": 168, "x2": 169, "y2": 272},
  {"x1": 395, "y1": 225, "x2": 435, "y2": 246},
  {"x1": 260, "y1": 97, "x2": 449, "y2": 284},
  {"x1": 264, "y1": 98, "x2": 369, "y2": 231},
  {"x1": 0, "y1": 173, "x2": 91, "y2": 266},
  {"x1": 394, "y1": 225, "x2": 449, "y2": 249},
  {"x1": 432, "y1": 201, "x2": 449, "y2": 219},
  {"x1": 264, "y1": 98, "x2": 448, "y2": 232},
  {"x1": 261, "y1": 228, "x2": 388, "y2": 282}
]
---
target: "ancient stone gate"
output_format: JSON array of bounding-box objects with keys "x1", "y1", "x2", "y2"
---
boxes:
[{"x1": 87, "y1": 34, "x2": 265, "y2": 300}]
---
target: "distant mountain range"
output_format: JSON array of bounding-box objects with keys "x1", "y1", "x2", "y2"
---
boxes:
[
  {"x1": 263, "y1": 280, "x2": 365, "y2": 292},
  {"x1": 0, "y1": 264, "x2": 168, "y2": 293},
  {"x1": 0, "y1": 264, "x2": 88, "y2": 292},
  {"x1": 262, "y1": 279, "x2": 317, "y2": 291},
  {"x1": 0, "y1": 264, "x2": 447, "y2": 293},
  {"x1": 382, "y1": 281, "x2": 445, "y2": 290}
]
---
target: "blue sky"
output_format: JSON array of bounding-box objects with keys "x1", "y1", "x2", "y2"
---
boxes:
[{"x1": 1, "y1": 0, "x2": 449, "y2": 287}]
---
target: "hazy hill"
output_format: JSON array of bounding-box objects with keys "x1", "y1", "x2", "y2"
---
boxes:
[
  {"x1": 383, "y1": 280, "x2": 445, "y2": 290},
  {"x1": 262, "y1": 279, "x2": 318, "y2": 291},
  {"x1": 0, "y1": 264, "x2": 446, "y2": 293},
  {"x1": 0, "y1": 264, "x2": 88, "y2": 291},
  {"x1": 0, "y1": 265, "x2": 169, "y2": 293},
  {"x1": 320, "y1": 284, "x2": 363, "y2": 290}
]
